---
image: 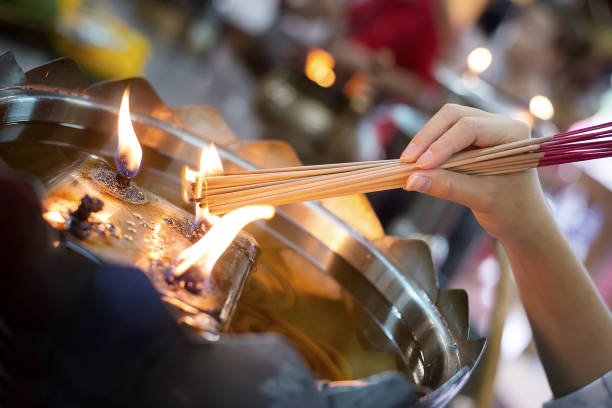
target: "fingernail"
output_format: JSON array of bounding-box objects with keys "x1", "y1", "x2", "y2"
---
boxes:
[
  {"x1": 404, "y1": 174, "x2": 431, "y2": 192},
  {"x1": 416, "y1": 150, "x2": 434, "y2": 168},
  {"x1": 401, "y1": 143, "x2": 417, "y2": 161}
]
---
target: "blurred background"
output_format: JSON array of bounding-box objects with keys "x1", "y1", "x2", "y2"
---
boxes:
[{"x1": 1, "y1": 0, "x2": 610, "y2": 406}]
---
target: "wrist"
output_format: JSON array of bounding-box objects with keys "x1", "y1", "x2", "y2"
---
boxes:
[
  {"x1": 496, "y1": 206, "x2": 561, "y2": 255},
  {"x1": 484, "y1": 172, "x2": 555, "y2": 245}
]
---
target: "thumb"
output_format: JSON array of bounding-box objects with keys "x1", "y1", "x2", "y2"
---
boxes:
[{"x1": 404, "y1": 169, "x2": 491, "y2": 211}]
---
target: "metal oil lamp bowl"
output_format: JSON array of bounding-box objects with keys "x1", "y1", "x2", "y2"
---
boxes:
[{"x1": 0, "y1": 52, "x2": 485, "y2": 407}]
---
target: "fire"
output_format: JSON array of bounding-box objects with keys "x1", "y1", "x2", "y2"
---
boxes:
[
  {"x1": 172, "y1": 143, "x2": 275, "y2": 276},
  {"x1": 182, "y1": 166, "x2": 199, "y2": 201},
  {"x1": 43, "y1": 211, "x2": 66, "y2": 228},
  {"x1": 305, "y1": 49, "x2": 336, "y2": 88},
  {"x1": 115, "y1": 88, "x2": 143, "y2": 178},
  {"x1": 173, "y1": 205, "x2": 275, "y2": 277},
  {"x1": 195, "y1": 144, "x2": 223, "y2": 225},
  {"x1": 182, "y1": 143, "x2": 224, "y2": 226},
  {"x1": 176, "y1": 143, "x2": 274, "y2": 280},
  {"x1": 92, "y1": 210, "x2": 114, "y2": 223}
]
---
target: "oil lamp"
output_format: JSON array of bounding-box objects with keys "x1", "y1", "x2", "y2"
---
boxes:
[{"x1": 40, "y1": 88, "x2": 274, "y2": 334}]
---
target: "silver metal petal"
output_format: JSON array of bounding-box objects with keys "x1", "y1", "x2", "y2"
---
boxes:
[
  {"x1": 458, "y1": 337, "x2": 487, "y2": 366},
  {"x1": 436, "y1": 289, "x2": 469, "y2": 339},
  {"x1": 0, "y1": 52, "x2": 26, "y2": 88},
  {"x1": 372, "y1": 236, "x2": 438, "y2": 301},
  {"x1": 25, "y1": 57, "x2": 90, "y2": 90}
]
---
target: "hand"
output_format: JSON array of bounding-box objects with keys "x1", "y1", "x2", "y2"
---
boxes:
[
  {"x1": 402, "y1": 105, "x2": 612, "y2": 398},
  {"x1": 400, "y1": 104, "x2": 551, "y2": 244}
]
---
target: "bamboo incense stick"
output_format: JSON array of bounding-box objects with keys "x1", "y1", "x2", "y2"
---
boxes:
[{"x1": 190, "y1": 122, "x2": 612, "y2": 214}]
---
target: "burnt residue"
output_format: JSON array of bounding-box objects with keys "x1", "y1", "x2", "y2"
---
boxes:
[
  {"x1": 67, "y1": 195, "x2": 120, "y2": 240},
  {"x1": 114, "y1": 172, "x2": 131, "y2": 187},
  {"x1": 71, "y1": 195, "x2": 103, "y2": 222},
  {"x1": 166, "y1": 266, "x2": 212, "y2": 295},
  {"x1": 90, "y1": 167, "x2": 146, "y2": 204},
  {"x1": 68, "y1": 195, "x2": 103, "y2": 238},
  {"x1": 164, "y1": 216, "x2": 209, "y2": 242}
]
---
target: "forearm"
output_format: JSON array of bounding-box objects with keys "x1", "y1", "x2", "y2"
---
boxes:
[
  {"x1": 499, "y1": 208, "x2": 612, "y2": 397},
  {"x1": 399, "y1": 104, "x2": 612, "y2": 397}
]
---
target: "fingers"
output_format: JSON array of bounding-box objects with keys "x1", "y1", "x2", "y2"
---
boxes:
[
  {"x1": 401, "y1": 104, "x2": 492, "y2": 162},
  {"x1": 414, "y1": 116, "x2": 530, "y2": 168},
  {"x1": 400, "y1": 104, "x2": 531, "y2": 169},
  {"x1": 404, "y1": 169, "x2": 495, "y2": 212}
]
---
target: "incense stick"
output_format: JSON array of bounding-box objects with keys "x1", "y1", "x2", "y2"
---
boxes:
[{"x1": 191, "y1": 122, "x2": 612, "y2": 214}]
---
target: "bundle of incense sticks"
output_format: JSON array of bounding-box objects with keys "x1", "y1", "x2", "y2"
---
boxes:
[{"x1": 195, "y1": 122, "x2": 612, "y2": 214}]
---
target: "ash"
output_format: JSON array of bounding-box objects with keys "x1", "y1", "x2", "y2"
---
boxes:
[
  {"x1": 164, "y1": 216, "x2": 210, "y2": 242},
  {"x1": 90, "y1": 168, "x2": 146, "y2": 204},
  {"x1": 68, "y1": 195, "x2": 120, "y2": 240}
]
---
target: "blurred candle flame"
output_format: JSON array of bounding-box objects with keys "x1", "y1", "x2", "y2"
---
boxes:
[
  {"x1": 529, "y1": 95, "x2": 554, "y2": 120},
  {"x1": 467, "y1": 47, "x2": 492, "y2": 74},
  {"x1": 305, "y1": 49, "x2": 336, "y2": 88},
  {"x1": 115, "y1": 88, "x2": 143, "y2": 178},
  {"x1": 173, "y1": 205, "x2": 275, "y2": 277}
]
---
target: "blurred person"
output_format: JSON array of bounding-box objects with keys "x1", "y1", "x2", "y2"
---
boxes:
[
  {"x1": 491, "y1": 2, "x2": 611, "y2": 129},
  {"x1": 401, "y1": 104, "x2": 612, "y2": 406},
  {"x1": 346, "y1": 0, "x2": 450, "y2": 83}
]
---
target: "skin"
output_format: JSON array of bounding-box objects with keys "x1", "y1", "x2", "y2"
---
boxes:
[{"x1": 401, "y1": 104, "x2": 612, "y2": 398}]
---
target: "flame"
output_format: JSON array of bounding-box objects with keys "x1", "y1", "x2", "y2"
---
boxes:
[
  {"x1": 195, "y1": 144, "x2": 223, "y2": 225},
  {"x1": 92, "y1": 210, "x2": 114, "y2": 223},
  {"x1": 115, "y1": 88, "x2": 143, "y2": 178},
  {"x1": 467, "y1": 47, "x2": 492, "y2": 74},
  {"x1": 43, "y1": 211, "x2": 66, "y2": 228},
  {"x1": 182, "y1": 166, "x2": 199, "y2": 202},
  {"x1": 176, "y1": 145, "x2": 274, "y2": 280},
  {"x1": 173, "y1": 205, "x2": 275, "y2": 277},
  {"x1": 305, "y1": 49, "x2": 336, "y2": 88},
  {"x1": 529, "y1": 95, "x2": 554, "y2": 121},
  {"x1": 182, "y1": 144, "x2": 224, "y2": 226}
]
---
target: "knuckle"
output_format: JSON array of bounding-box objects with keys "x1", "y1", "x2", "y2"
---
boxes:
[
  {"x1": 429, "y1": 141, "x2": 445, "y2": 155},
  {"x1": 456, "y1": 117, "x2": 477, "y2": 134},
  {"x1": 440, "y1": 103, "x2": 460, "y2": 116},
  {"x1": 428, "y1": 141, "x2": 451, "y2": 160},
  {"x1": 409, "y1": 137, "x2": 422, "y2": 148},
  {"x1": 512, "y1": 119, "x2": 531, "y2": 140},
  {"x1": 434, "y1": 172, "x2": 453, "y2": 198}
]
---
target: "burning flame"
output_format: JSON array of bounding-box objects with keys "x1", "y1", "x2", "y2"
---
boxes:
[
  {"x1": 305, "y1": 49, "x2": 336, "y2": 88},
  {"x1": 115, "y1": 88, "x2": 143, "y2": 178},
  {"x1": 467, "y1": 47, "x2": 492, "y2": 74},
  {"x1": 173, "y1": 205, "x2": 275, "y2": 277},
  {"x1": 182, "y1": 143, "x2": 224, "y2": 226},
  {"x1": 176, "y1": 143, "x2": 274, "y2": 280},
  {"x1": 92, "y1": 210, "x2": 114, "y2": 223},
  {"x1": 43, "y1": 211, "x2": 66, "y2": 228},
  {"x1": 195, "y1": 144, "x2": 223, "y2": 225}
]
